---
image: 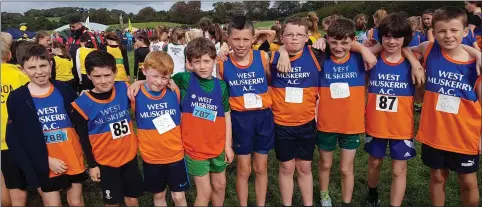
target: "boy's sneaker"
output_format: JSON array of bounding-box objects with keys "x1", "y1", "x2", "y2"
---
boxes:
[
  {"x1": 366, "y1": 197, "x2": 380, "y2": 207},
  {"x1": 320, "y1": 196, "x2": 332, "y2": 207},
  {"x1": 414, "y1": 103, "x2": 422, "y2": 112}
]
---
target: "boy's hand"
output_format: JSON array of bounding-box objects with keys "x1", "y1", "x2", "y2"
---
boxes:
[
  {"x1": 363, "y1": 39, "x2": 378, "y2": 47},
  {"x1": 360, "y1": 48, "x2": 377, "y2": 70},
  {"x1": 312, "y1": 38, "x2": 327, "y2": 51},
  {"x1": 277, "y1": 47, "x2": 291, "y2": 73},
  {"x1": 167, "y1": 79, "x2": 179, "y2": 92},
  {"x1": 48, "y1": 157, "x2": 68, "y2": 174},
  {"x1": 89, "y1": 167, "x2": 101, "y2": 182},
  {"x1": 224, "y1": 147, "x2": 234, "y2": 164},
  {"x1": 411, "y1": 62, "x2": 426, "y2": 87},
  {"x1": 216, "y1": 51, "x2": 229, "y2": 62},
  {"x1": 476, "y1": 54, "x2": 481, "y2": 76},
  {"x1": 127, "y1": 80, "x2": 144, "y2": 102}
]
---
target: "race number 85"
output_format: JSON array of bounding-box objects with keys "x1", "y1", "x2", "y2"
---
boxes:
[
  {"x1": 109, "y1": 119, "x2": 131, "y2": 139},
  {"x1": 375, "y1": 95, "x2": 398, "y2": 112}
]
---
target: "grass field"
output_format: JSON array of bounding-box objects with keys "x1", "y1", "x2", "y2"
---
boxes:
[{"x1": 24, "y1": 51, "x2": 481, "y2": 206}]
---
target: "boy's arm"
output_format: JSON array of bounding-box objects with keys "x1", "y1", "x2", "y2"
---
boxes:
[
  {"x1": 220, "y1": 42, "x2": 230, "y2": 54},
  {"x1": 476, "y1": 76, "x2": 482, "y2": 154},
  {"x1": 127, "y1": 80, "x2": 147, "y2": 102},
  {"x1": 402, "y1": 47, "x2": 426, "y2": 86},
  {"x1": 426, "y1": 29, "x2": 434, "y2": 42},
  {"x1": 472, "y1": 42, "x2": 481, "y2": 51},
  {"x1": 276, "y1": 46, "x2": 291, "y2": 73},
  {"x1": 71, "y1": 108, "x2": 97, "y2": 168},
  {"x1": 350, "y1": 41, "x2": 377, "y2": 70},
  {"x1": 5, "y1": 96, "x2": 39, "y2": 188},
  {"x1": 216, "y1": 62, "x2": 223, "y2": 80},
  {"x1": 262, "y1": 51, "x2": 271, "y2": 84},
  {"x1": 220, "y1": 80, "x2": 233, "y2": 163},
  {"x1": 409, "y1": 41, "x2": 431, "y2": 55},
  {"x1": 224, "y1": 111, "x2": 234, "y2": 163},
  {"x1": 255, "y1": 29, "x2": 276, "y2": 43},
  {"x1": 461, "y1": 44, "x2": 482, "y2": 75}
]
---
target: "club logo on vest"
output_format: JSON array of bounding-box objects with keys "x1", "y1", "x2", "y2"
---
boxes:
[{"x1": 105, "y1": 190, "x2": 112, "y2": 199}]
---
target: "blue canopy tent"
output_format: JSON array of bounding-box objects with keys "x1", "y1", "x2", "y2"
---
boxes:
[{"x1": 4, "y1": 28, "x2": 36, "y2": 39}]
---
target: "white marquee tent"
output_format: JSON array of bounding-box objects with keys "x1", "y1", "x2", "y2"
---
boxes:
[{"x1": 54, "y1": 22, "x2": 109, "y2": 32}]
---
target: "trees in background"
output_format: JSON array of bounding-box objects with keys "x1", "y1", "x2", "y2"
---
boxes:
[{"x1": 1, "y1": 1, "x2": 467, "y2": 31}]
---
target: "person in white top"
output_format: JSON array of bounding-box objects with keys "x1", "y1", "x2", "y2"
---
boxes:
[
  {"x1": 166, "y1": 27, "x2": 187, "y2": 75},
  {"x1": 149, "y1": 25, "x2": 169, "y2": 52}
]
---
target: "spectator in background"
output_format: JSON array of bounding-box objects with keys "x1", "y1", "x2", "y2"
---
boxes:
[
  {"x1": 53, "y1": 31, "x2": 64, "y2": 44},
  {"x1": 133, "y1": 33, "x2": 150, "y2": 80},
  {"x1": 147, "y1": 28, "x2": 153, "y2": 37},
  {"x1": 354, "y1": 14, "x2": 369, "y2": 44},
  {"x1": 35, "y1": 31, "x2": 51, "y2": 48},
  {"x1": 125, "y1": 31, "x2": 134, "y2": 51},
  {"x1": 198, "y1": 18, "x2": 213, "y2": 39}
]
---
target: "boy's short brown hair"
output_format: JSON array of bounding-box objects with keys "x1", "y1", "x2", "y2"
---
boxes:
[
  {"x1": 19, "y1": 44, "x2": 50, "y2": 67},
  {"x1": 432, "y1": 6, "x2": 468, "y2": 28},
  {"x1": 143, "y1": 51, "x2": 174, "y2": 76},
  {"x1": 327, "y1": 18, "x2": 356, "y2": 40},
  {"x1": 281, "y1": 17, "x2": 309, "y2": 35},
  {"x1": 185, "y1": 37, "x2": 216, "y2": 62}
]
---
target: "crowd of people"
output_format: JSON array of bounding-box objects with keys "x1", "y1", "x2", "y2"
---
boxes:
[{"x1": 0, "y1": 1, "x2": 482, "y2": 207}]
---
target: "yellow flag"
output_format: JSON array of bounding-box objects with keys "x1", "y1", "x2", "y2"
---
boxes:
[{"x1": 128, "y1": 17, "x2": 132, "y2": 32}]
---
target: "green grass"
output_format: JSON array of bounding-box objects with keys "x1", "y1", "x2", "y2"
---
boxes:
[
  {"x1": 46, "y1": 17, "x2": 61, "y2": 22},
  {"x1": 254, "y1": 20, "x2": 277, "y2": 29},
  {"x1": 24, "y1": 52, "x2": 482, "y2": 206}
]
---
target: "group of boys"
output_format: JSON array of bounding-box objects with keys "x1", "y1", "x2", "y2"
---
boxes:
[{"x1": 0, "y1": 6, "x2": 481, "y2": 207}]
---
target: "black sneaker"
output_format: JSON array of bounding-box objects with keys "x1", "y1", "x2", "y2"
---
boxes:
[
  {"x1": 414, "y1": 103, "x2": 422, "y2": 112},
  {"x1": 366, "y1": 197, "x2": 380, "y2": 207}
]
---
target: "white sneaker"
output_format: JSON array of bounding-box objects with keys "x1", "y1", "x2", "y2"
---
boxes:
[{"x1": 321, "y1": 196, "x2": 332, "y2": 207}]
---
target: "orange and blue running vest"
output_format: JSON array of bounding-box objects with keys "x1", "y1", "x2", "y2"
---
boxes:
[
  {"x1": 72, "y1": 82, "x2": 138, "y2": 167},
  {"x1": 33, "y1": 85, "x2": 85, "y2": 178},
  {"x1": 317, "y1": 52, "x2": 366, "y2": 134},
  {"x1": 135, "y1": 85, "x2": 184, "y2": 164},
  {"x1": 417, "y1": 42, "x2": 481, "y2": 155},
  {"x1": 219, "y1": 50, "x2": 272, "y2": 112},
  {"x1": 181, "y1": 74, "x2": 226, "y2": 160},
  {"x1": 366, "y1": 53, "x2": 415, "y2": 139},
  {"x1": 270, "y1": 46, "x2": 321, "y2": 126}
]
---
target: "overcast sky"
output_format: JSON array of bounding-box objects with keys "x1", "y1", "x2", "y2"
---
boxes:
[{"x1": 1, "y1": 1, "x2": 218, "y2": 14}]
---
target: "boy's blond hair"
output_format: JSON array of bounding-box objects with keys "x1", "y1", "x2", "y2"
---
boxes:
[
  {"x1": 143, "y1": 51, "x2": 174, "y2": 76},
  {"x1": 187, "y1": 29, "x2": 203, "y2": 43},
  {"x1": 1, "y1": 39, "x2": 11, "y2": 62},
  {"x1": 1, "y1": 32, "x2": 13, "y2": 48}
]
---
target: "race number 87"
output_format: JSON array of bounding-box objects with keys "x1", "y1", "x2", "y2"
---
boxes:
[
  {"x1": 109, "y1": 119, "x2": 131, "y2": 139},
  {"x1": 376, "y1": 95, "x2": 398, "y2": 112}
]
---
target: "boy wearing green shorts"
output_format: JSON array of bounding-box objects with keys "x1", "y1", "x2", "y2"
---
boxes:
[
  {"x1": 128, "y1": 38, "x2": 234, "y2": 206},
  {"x1": 316, "y1": 19, "x2": 371, "y2": 207}
]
